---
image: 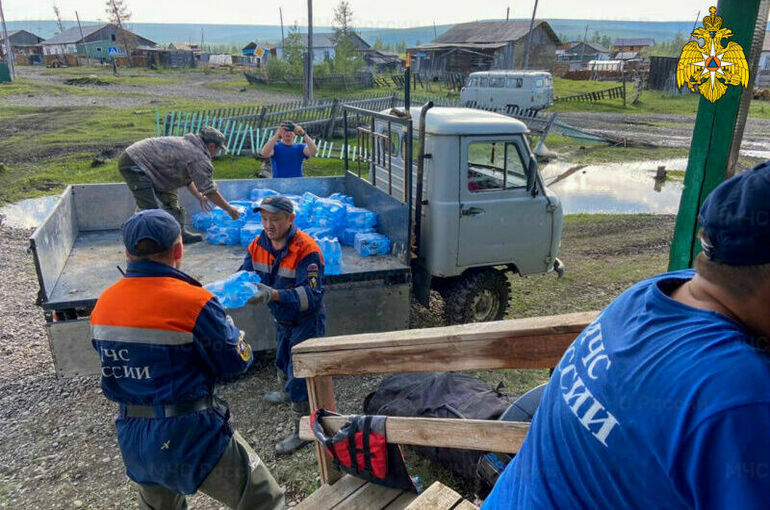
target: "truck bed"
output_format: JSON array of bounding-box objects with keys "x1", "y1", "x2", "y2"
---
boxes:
[{"x1": 46, "y1": 229, "x2": 407, "y2": 310}]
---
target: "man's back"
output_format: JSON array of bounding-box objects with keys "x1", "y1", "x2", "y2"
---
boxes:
[{"x1": 484, "y1": 270, "x2": 770, "y2": 509}]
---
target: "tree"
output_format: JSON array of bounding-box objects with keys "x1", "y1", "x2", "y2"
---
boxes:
[
  {"x1": 330, "y1": 0, "x2": 364, "y2": 75},
  {"x1": 105, "y1": 0, "x2": 131, "y2": 27},
  {"x1": 332, "y1": 0, "x2": 354, "y2": 39},
  {"x1": 282, "y1": 24, "x2": 306, "y2": 79}
]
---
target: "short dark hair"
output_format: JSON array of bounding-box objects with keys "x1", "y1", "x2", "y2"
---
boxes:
[
  {"x1": 128, "y1": 239, "x2": 175, "y2": 261},
  {"x1": 695, "y1": 232, "x2": 770, "y2": 298}
]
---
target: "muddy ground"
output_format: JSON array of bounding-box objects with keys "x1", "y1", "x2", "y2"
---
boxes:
[{"x1": 0, "y1": 214, "x2": 675, "y2": 509}]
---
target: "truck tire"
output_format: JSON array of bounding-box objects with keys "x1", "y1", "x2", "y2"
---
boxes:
[{"x1": 443, "y1": 269, "x2": 511, "y2": 325}]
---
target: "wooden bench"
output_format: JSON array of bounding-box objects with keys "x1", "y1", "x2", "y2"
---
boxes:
[{"x1": 293, "y1": 311, "x2": 596, "y2": 496}]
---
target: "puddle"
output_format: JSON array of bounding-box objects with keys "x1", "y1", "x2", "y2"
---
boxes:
[
  {"x1": 542, "y1": 159, "x2": 686, "y2": 215},
  {"x1": 0, "y1": 195, "x2": 61, "y2": 229}
]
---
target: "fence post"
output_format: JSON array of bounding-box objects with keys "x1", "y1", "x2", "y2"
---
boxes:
[
  {"x1": 390, "y1": 92, "x2": 397, "y2": 109},
  {"x1": 257, "y1": 105, "x2": 268, "y2": 130},
  {"x1": 325, "y1": 99, "x2": 341, "y2": 139}
]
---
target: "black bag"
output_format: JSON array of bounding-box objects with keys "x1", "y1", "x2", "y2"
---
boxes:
[{"x1": 363, "y1": 372, "x2": 515, "y2": 481}]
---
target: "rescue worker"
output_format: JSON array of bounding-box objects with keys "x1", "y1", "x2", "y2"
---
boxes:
[
  {"x1": 240, "y1": 195, "x2": 326, "y2": 454},
  {"x1": 91, "y1": 209, "x2": 284, "y2": 510},
  {"x1": 118, "y1": 126, "x2": 242, "y2": 244}
]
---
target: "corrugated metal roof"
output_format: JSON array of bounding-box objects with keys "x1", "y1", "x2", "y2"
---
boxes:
[
  {"x1": 41, "y1": 24, "x2": 107, "y2": 45},
  {"x1": 614, "y1": 38, "x2": 655, "y2": 47},
  {"x1": 414, "y1": 42, "x2": 508, "y2": 51},
  {"x1": 431, "y1": 20, "x2": 557, "y2": 45},
  {"x1": 569, "y1": 41, "x2": 611, "y2": 54}
]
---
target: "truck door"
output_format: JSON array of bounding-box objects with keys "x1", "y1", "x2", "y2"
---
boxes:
[{"x1": 457, "y1": 136, "x2": 552, "y2": 274}]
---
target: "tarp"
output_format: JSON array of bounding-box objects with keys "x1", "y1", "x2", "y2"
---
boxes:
[{"x1": 208, "y1": 54, "x2": 232, "y2": 66}]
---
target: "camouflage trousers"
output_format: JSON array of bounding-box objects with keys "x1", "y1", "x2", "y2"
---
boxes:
[
  {"x1": 118, "y1": 152, "x2": 186, "y2": 227},
  {"x1": 137, "y1": 431, "x2": 285, "y2": 510}
]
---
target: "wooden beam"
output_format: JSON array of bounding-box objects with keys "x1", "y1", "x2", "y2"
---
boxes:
[
  {"x1": 295, "y1": 475, "x2": 366, "y2": 509},
  {"x1": 405, "y1": 482, "x2": 464, "y2": 510},
  {"x1": 293, "y1": 312, "x2": 596, "y2": 378},
  {"x1": 306, "y1": 376, "x2": 342, "y2": 485},
  {"x1": 300, "y1": 415, "x2": 530, "y2": 453}
]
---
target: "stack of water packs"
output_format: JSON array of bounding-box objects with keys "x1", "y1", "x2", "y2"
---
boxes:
[{"x1": 192, "y1": 188, "x2": 393, "y2": 275}]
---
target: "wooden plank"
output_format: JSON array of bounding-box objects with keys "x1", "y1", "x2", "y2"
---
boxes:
[
  {"x1": 383, "y1": 492, "x2": 418, "y2": 509},
  {"x1": 405, "y1": 482, "x2": 462, "y2": 510},
  {"x1": 335, "y1": 481, "x2": 405, "y2": 510},
  {"x1": 299, "y1": 415, "x2": 529, "y2": 453},
  {"x1": 307, "y1": 376, "x2": 342, "y2": 485},
  {"x1": 295, "y1": 475, "x2": 366, "y2": 510},
  {"x1": 293, "y1": 312, "x2": 596, "y2": 378}
]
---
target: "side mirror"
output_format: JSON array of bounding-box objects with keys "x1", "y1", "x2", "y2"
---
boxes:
[{"x1": 526, "y1": 157, "x2": 538, "y2": 196}]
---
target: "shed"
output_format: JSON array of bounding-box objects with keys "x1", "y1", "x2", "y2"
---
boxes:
[
  {"x1": 40, "y1": 23, "x2": 156, "y2": 58},
  {"x1": 361, "y1": 49, "x2": 401, "y2": 72},
  {"x1": 407, "y1": 20, "x2": 560, "y2": 76},
  {"x1": 0, "y1": 30, "x2": 44, "y2": 56},
  {"x1": 557, "y1": 41, "x2": 612, "y2": 66},
  {"x1": 613, "y1": 38, "x2": 655, "y2": 53}
]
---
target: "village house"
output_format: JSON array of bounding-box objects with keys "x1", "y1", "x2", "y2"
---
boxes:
[
  {"x1": 40, "y1": 23, "x2": 155, "y2": 58},
  {"x1": 613, "y1": 37, "x2": 655, "y2": 53},
  {"x1": 408, "y1": 20, "x2": 560, "y2": 76},
  {"x1": 0, "y1": 30, "x2": 44, "y2": 56},
  {"x1": 277, "y1": 32, "x2": 370, "y2": 63},
  {"x1": 557, "y1": 41, "x2": 612, "y2": 67}
]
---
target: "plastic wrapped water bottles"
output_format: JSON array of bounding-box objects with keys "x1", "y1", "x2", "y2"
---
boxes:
[
  {"x1": 315, "y1": 237, "x2": 342, "y2": 275},
  {"x1": 329, "y1": 192, "x2": 355, "y2": 206},
  {"x1": 250, "y1": 188, "x2": 279, "y2": 202},
  {"x1": 354, "y1": 232, "x2": 391, "y2": 257},
  {"x1": 206, "y1": 225, "x2": 241, "y2": 245},
  {"x1": 240, "y1": 223, "x2": 264, "y2": 247},
  {"x1": 304, "y1": 226, "x2": 337, "y2": 239},
  {"x1": 345, "y1": 206, "x2": 378, "y2": 230},
  {"x1": 229, "y1": 200, "x2": 260, "y2": 222},
  {"x1": 340, "y1": 227, "x2": 375, "y2": 246},
  {"x1": 313, "y1": 198, "x2": 347, "y2": 233},
  {"x1": 212, "y1": 206, "x2": 247, "y2": 228},
  {"x1": 192, "y1": 211, "x2": 214, "y2": 231},
  {"x1": 204, "y1": 271, "x2": 262, "y2": 309}
]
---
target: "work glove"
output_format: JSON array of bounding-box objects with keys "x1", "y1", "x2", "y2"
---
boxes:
[{"x1": 249, "y1": 283, "x2": 274, "y2": 306}]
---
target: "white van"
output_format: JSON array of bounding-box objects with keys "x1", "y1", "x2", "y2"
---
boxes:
[{"x1": 460, "y1": 70, "x2": 554, "y2": 112}]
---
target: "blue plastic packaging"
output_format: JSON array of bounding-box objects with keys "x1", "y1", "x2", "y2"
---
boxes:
[
  {"x1": 354, "y1": 232, "x2": 391, "y2": 257},
  {"x1": 229, "y1": 200, "x2": 261, "y2": 222},
  {"x1": 304, "y1": 226, "x2": 337, "y2": 239},
  {"x1": 315, "y1": 237, "x2": 342, "y2": 275},
  {"x1": 328, "y1": 192, "x2": 355, "y2": 206},
  {"x1": 212, "y1": 206, "x2": 247, "y2": 228},
  {"x1": 340, "y1": 227, "x2": 375, "y2": 246},
  {"x1": 204, "y1": 271, "x2": 262, "y2": 309},
  {"x1": 206, "y1": 225, "x2": 241, "y2": 245},
  {"x1": 313, "y1": 198, "x2": 347, "y2": 233},
  {"x1": 250, "y1": 188, "x2": 279, "y2": 202},
  {"x1": 345, "y1": 206, "x2": 377, "y2": 230},
  {"x1": 192, "y1": 212, "x2": 214, "y2": 231},
  {"x1": 240, "y1": 223, "x2": 264, "y2": 247}
]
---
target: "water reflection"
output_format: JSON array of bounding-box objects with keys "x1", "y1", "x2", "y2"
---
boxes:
[
  {"x1": 0, "y1": 195, "x2": 61, "y2": 229},
  {"x1": 542, "y1": 159, "x2": 686, "y2": 215}
]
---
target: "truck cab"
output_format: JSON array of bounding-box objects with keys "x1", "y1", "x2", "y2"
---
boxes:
[
  {"x1": 460, "y1": 70, "x2": 554, "y2": 113},
  {"x1": 371, "y1": 106, "x2": 563, "y2": 323}
]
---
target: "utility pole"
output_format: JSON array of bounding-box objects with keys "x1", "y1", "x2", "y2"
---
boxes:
[
  {"x1": 279, "y1": 7, "x2": 285, "y2": 51},
  {"x1": 0, "y1": 0, "x2": 15, "y2": 79},
  {"x1": 523, "y1": 0, "x2": 538, "y2": 69},
  {"x1": 506, "y1": 7, "x2": 510, "y2": 22},
  {"x1": 433, "y1": 21, "x2": 437, "y2": 39},
  {"x1": 75, "y1": 11, "x2": 86, "y2": 57},
  {"x1": 201, "y1": 27, "x2": 204, "y2": 51},
  {"x1": 580, "y1": 25, "x2": 589, "y2": 67},
  {"x1": 305, "y1": 0, "x2": 314, "y2": 102}
]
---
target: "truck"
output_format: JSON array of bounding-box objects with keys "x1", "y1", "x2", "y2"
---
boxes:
[
  {"x1": 30, "y1": 104, "x2": 563, "y2": 377},
  {"x1": 460, "y1": 70, "x2": 554, "y2": 113}
]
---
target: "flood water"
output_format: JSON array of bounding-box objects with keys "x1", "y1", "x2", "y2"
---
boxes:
[
  {"x1": 0, "y1": 195, "x2": 61, "y2": 229},
  {"x1": 542, "y1": 158, "x2": 686, "y2": 215}
]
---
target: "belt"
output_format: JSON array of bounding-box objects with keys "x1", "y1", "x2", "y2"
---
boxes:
[{"x1": 122, "y1": 396, "x2": 214, "y2": 419}]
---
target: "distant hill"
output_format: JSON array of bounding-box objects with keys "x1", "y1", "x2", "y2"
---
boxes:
[{"x1": 6, "y1": 18, "x2": 749, "y2": 48}]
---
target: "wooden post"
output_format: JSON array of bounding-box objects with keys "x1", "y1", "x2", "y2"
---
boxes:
[
  {"x1": 669, "y1": 0, "x2": 770, "y2": 270},
  {"x1": 306, "y1": 376, "x2": 342, "y2": 485},
  {"x1": 325, "y1": 98, "x2": 341, "y2": 139}
]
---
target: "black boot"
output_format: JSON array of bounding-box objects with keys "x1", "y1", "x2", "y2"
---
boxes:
[
  {"x1": 276, "y1": 401, "x2": 311, "y2": 455},
  {"x1": 182, "y1": 230, "x2": 203, "y2": 244},
  {"x1": 264, "y1": 369, "x2": 290, "y2": 404}
]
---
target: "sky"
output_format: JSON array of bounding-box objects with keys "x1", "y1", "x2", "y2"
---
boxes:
[{"x1": 5, "y1": 0, "x2": 710, "y2": 27}]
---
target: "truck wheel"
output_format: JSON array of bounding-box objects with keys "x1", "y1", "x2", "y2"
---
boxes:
[{"x1": 443, "y1": 270, "x2": 511, "y2": 325}]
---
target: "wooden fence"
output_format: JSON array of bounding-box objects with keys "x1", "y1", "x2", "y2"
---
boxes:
[{"x1": 554, "y1": 84, "x2": 626, "y2": 103}]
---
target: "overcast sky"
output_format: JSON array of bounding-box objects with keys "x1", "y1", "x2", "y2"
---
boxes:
[{"x1": 5, "y1": 0, "x2": 710, "y2": 27}]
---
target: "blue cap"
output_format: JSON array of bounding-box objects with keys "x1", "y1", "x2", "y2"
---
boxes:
[
  {"x1": 254, "y1": 195, "x2": 294, "y2": 214},
  {"x1": 698, "y1": 161, "x2": 770, "y2": 266},
  {"x1": 123, "y1": 209, "x2": 181, "y2": 256}
]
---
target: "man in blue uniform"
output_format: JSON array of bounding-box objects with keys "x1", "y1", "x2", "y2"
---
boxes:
[
  {"x1": 241, "y1": 195, "x2": 326, "y2": 454},
  {"x1": 259, "y1": 121, "x2": 318, "y2": 178},
  {"x1": 483, "y1": 163, "x2": 770, "y2": 509},
  {"x1": 92, "y1": 209, "x2": 284, "y2": 510}
]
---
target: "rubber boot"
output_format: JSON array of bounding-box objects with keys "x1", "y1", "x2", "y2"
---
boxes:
[
  {"x1": 264, "y1": 369, "x2": 290, "y2": 404},
  {"x1": 182, "y1": 230, "x2": 203, "y2": 244},
  {"x1": 276, "y1": 401, "x2": 311, "y2": 455}
]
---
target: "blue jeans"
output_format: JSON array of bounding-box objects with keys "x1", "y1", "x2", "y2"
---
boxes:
[{"x1": 274, "y1": 314, "x2": 325, "y2": 403}]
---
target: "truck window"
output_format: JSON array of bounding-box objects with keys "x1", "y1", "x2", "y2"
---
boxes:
[
  {"x1": 489, "y1": 77, "x2": 505, "y2": 88},
  {"x1": 505, "y1": 77, "x2": 523, "y2": 88},
  {"x1": 467, "y1": 142, "x2": 528, "y2": 192},
  {"x1": 466, "y1": 77, "x2": 477, "y2": 87},
  {"x1": 536, "y1": 79, "x2": 544, "y2": 88},
  {"x1": 478, "y1": 77, "x2": 489, "y2": 87}
]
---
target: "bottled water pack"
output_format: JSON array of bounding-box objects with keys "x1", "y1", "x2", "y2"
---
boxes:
[
  {"x1": 315, "y1": 236, "x2": 342, "y2": 275},
  {"x1": 240, "y1": 223, "x2": 264, "y2": 247},
  {"x1": 345, "y1": 206, "x2": 377, "y2": 230},
  {"x1": 250, "y1": 188, "x2": 279, "y2": 202},
  {"x1": 204, "y1": 271, "x2": 262, "y2": 309},
  {"x1": 354, "y1": 232, "x2": 391, "y2": 257},
  {"x1": 313, "y1": 198, "x2": 347, "y2": 234},
  {"x1": 206, "y1": 225, "x2": 241, "y2": 245},
  {"x1": 192, "y1": 212, "x2": 214, "y2": 231},
  {"x1": 341, "y1": 227, "x2": 375, "y2": 246}
]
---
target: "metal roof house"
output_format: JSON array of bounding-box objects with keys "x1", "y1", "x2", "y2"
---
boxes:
[
  {"x1": 40, "y1": 23, "x2": 156, "y2": 58},
  {"x1": 277, "y1": 32, "x2": 370, "y2": 63},
  {"x1": 557, "y1": 41, "x2": 612, "y2": 66},
  {"x1": 408, "y1": 20, "x2": 560, "y2": 75},
  {"x1": 613, "y1": 38, "x2": 655, "y2": 52},
  {"x1": 0, "y1": 30, "x2": 44, "y2": 55}
]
